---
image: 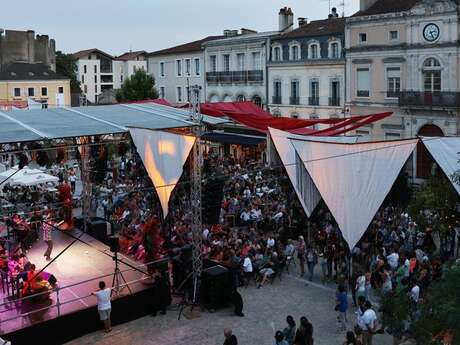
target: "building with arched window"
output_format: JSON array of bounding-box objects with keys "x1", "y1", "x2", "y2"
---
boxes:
[{"x1": 345, "y1": 0, "x2": 460, "y2": 178}]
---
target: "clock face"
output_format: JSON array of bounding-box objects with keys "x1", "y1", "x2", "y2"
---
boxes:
[{"x1": 423, "y1": 23, "x2": 440, "y2": 42}]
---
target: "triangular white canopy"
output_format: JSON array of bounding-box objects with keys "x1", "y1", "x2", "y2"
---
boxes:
[
  {"x1": 292, "y1": 138, "x2": 418, "y2": 249},
  {"x1": 129, "y1": 128, "x2": 196, "y2": 218},
  {"x1": 268, "y1": 128, "x2": 360, "y2": 217},
  {"x1": 422, "y1": 137, "x2": 460, "y2": 195},
  {"x1": 0, "y1": 167, "x2": 58, "y2": 186}
]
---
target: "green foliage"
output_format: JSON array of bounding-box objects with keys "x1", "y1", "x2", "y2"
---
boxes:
[
  {"x1": 408, "y1": 174, "x2": 459, "y2": 233},
  {"x1": 413, "y1": 263, "x2": 460, "y2": 345},
  {"x1": 116, "y1": 69, "x2": 159, "y2": 102},
  {"x1": 55, "y1": 51, "x2": 81, "y2": 93}
]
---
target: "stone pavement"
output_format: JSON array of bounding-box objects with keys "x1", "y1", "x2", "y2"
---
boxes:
[{"x1": 65, "y1": 269, "x2": 393, "y2": 345}]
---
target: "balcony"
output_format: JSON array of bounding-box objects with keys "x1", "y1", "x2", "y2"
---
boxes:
[
  {"x1": 309, "y1": 97, "x2": 319, "y2": 106},
  {"x1": 290, "y1": 97, "x2": 300, "y2": 105},
  {"x1": 272, "y1": 96, "x2": 282, "y2": 104},
  {"x1": 328, "y1": 97, "x2": 341, "y2": 106},
  {"x1": 399, "y1": 91, "x2": 460, "y2": 108},
  {"x1": 205, "y1": 70, "x2": 263, "y2": 84}
]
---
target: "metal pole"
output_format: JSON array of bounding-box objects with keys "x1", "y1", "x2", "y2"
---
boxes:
[
  {"x1": 189, "y1": 85, "x2": 203, "y2": 303},
  {"x1": 56, "y1": 286, "x2": 61, "y2": 316}
]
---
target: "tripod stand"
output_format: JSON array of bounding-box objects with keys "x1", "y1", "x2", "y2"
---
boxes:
[
  {"x1": 177, "y1": 271, "x2": 200, "y2": 320},
  {"x1": 111, "y1": 250, "x2": 132, "y2": 296}
]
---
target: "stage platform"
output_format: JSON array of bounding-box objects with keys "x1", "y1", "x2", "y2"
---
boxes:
[{"x1": 0, "y1": 228, "x2": 151, "y2": 335}]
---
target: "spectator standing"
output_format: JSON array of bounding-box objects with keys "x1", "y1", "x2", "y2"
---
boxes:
[
  {"x1": 283, "y1": 315, "x2": 296, "y2": 345},
  {"x1": 336, "y1": 285, "x2": 348, "y2": 332},
  {"x1": 92, "y1": 281, "x2": 112, "y2": 333},
  {"x1": 223, "y1": 328, "x2": 238, "y2": 345},
  {"x1": 274, "y1": 330, "x2": 289, "y2": 345}
]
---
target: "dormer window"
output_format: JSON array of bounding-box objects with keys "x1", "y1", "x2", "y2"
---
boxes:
[
  {"x1": 359, "y1": 33, "x2": 367, "y2": 43},
  {"x1": 273, "y1": 46, "x2": 282, "y2": 61},
  {"x1": 329, "y1": 42, "x2": 340, "y2": 59},
  {"x1": 289, "y1": 42, "x2": 301, "y2": 61},
  {"x1": 309, "y1": 43, "x2": 320, "y2": 59}
]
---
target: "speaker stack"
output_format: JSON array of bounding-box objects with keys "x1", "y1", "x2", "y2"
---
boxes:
[{"x1": 200, "y1": 264, "x2": 232, "y2": 311}]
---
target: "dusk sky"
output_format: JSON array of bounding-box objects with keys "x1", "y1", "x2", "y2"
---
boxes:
[{"x1": 1, "y1": 0, "x2": 359, "y2": 56}]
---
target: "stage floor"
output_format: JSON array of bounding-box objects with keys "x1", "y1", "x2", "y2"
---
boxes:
[{"x1": 0, "y1": 228, "x2": 150, "y2": 335}]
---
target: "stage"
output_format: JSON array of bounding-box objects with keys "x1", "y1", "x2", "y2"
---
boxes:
[{"x1": 0, "y1": 227, "x2": 152, "y2": 335}]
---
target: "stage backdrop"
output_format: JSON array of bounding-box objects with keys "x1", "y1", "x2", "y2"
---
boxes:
[
  {"x1": 269, "y1": 128, "x2": 360, "y2": 217},
  {"x1": 422, "y1": 137, "x2": 460, "y2": 195},
  {"x1": 129, "y1": 128, "x2": 196, "y2": 218},
  {"x1": 292, "y1": 138, "x2": 418, "y2": 249}
]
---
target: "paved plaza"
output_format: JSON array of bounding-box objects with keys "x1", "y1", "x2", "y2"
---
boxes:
[{"x1": 66, "y1": 269, "x2": 393, "y2": 345}]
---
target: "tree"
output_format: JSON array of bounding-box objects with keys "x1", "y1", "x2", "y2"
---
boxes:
[
  {"x1": 382, "y1": 262, "x2": 460, "y2": 345},
  {"x1": 55, "y1": 51, "x2": 81, "y2": 93},
  {"x1": 116, "y1": 69, "x2": 159, "y2": 102}
]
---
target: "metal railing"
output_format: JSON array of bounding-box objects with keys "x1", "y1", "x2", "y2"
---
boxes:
[
  {"x1": 272, "y1": 96, "x2": 282, "y2": 105},
  {"x1": 290, "y1": 97, "x2": 300, "y2": 105},
  {"x1": 309, "y1": 97, "x2": 319, "y2": 106},
  {"x1": 328, "y1": 97, "x2": 341, "y2": 106},
  {"x1": 0, "y1": 259, "x2": 164, "y2": 333},
  {"x1": 205, "y1": 70, "x2": 263, "y2": 84},
  {"x1": 399, "y1": 91, "x2": 460, "y2": 108}
]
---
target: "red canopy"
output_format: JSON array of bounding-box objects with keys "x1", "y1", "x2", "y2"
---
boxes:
[{"x1": 194, "y1": 101, "x2": 392, "y2": 136}]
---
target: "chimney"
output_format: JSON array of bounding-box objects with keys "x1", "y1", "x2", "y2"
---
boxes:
[
  {"x1": 279, "y1": 7, "x2": 294, "y2": 32},
  {"x1": 223, "y1": 29, "x2": 238, "y2": 37},
  {"x1": 360, "y1": 0, "x2": 379, "y2": 12},
  {"x1": 298, "y1": 17, "x2": 307, "y2": 26},
  {"x1": 331, "y1": 7, "x2": 339, "y2": 18},
  {"x1": 241, "y1": 28, "x2": 258, "y2": 35}
]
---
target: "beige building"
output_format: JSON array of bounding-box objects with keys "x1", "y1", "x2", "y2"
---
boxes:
[
  {"x1": 0, "y1": 62, "x2": 70, "y2": 109},
  {"x1": 346, "y1": 0, "x2": 460, "y2": 178}
]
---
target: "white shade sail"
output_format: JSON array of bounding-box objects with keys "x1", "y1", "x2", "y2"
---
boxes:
[
  {"x1": 292, "y1": 138, "x2": 418, "y2": 249},
  {"x1": 129, "y1": 128, "x2": 196, "y2": 218},
  {"x1": 422, "y1": 137, "x2": 460, "y2": 195},
  {"x1": 268, "y1": 127, "x2": 360, "y2": 217},
  {"x1": 0, "y1": 167, "x2": 58, "y2": 186}
]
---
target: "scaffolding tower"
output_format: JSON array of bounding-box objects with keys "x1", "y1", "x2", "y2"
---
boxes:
[{"x1": 189, "y1": 85, "x2": 203, "y2": 303}]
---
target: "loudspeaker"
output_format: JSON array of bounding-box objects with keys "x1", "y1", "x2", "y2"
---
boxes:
[
  {"x1": 87, "y1": 217, "x2": 109, "y2": 244},
  {"x1": 200, "y1": 265, "x2": 232, "y2": 310},
  {"x1": 109, "y1": 236, "x2": 120, "y2": 253}
]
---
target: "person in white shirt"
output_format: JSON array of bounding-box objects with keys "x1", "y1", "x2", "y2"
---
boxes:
[
  {"x1": 242, "y1": 255, "x2": 253, "y2": 287},
  {"x1": 92, "y1": 281, "x2": 112, "y2": 333},
  {"x1": 410, "y1": 282, "x2": 420, "y2": 303},
  {"x1": 240, "y1": 209, "x2": 250, "y2": 225},
  {"x1": 387, "y1": 250, "x2": 399, "y2": 271},
  {"x1": 266, "y1": 236, "x2": 275, "y2": 249},
  {"x1": 202, "y1": 227, "x2": 210, "y2": 241},
  {"x1": 243, "y1": 187, "x2": 251, "y2": 199},
  {"x1": 361, "y1": 301, "x2": 377, "y2": 345}
]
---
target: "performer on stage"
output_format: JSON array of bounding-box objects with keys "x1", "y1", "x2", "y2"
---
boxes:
[
  {"x1": 58, "y1": 179, "x2": 73, "y2": 230},
  {"x1": 42, "y1": 209, "x2": 53, "y2": 261}
]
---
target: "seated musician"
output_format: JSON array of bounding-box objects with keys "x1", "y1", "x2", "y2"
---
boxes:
[{"x1": 22, "y1": 264, "x2": 51, "y2": 299}]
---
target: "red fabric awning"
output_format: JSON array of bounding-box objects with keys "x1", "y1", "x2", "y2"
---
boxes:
[{"x1": 192, "y1": 102, "x2": 392, "y2": 136}]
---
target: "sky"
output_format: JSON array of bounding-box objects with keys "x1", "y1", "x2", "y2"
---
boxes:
[{"x1": 0, "y1": 0, "x2": 359, "y2": 56}]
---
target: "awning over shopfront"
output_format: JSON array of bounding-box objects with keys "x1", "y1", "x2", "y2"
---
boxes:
[{"x1": 202, "y1": 132, "x2": 265, "y2": 146}]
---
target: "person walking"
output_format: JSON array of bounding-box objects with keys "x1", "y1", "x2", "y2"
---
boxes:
[
  {"x1": 297, "y1": 236, "x2": 306, "y2": 277},
  {"x1": 283, "y1": 315, "x2": 296, "y2": 345},
  {"x1": 361, "y1": 301, "x2": 377, "y2": 345},
  {"x1": 92, "y1": 281, "x2": 112, "y2": 333},
  {"x1": 42, "y1": 210, "x2": 53, "y2": 261},
  {"x1": 306, "y1": 247, "x2": 318, "y2": 281},
  {"x1": 336, "y1": 284, "x2": 348, "y2": 332}
]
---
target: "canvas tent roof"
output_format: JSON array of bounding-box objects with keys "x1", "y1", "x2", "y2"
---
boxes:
[{"x1": 0, "y1": 102, "x2": 226, "y2": 144}]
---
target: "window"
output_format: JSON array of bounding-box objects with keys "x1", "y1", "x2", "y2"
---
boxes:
[
  {"x1": 84, "y1": 85, "x2": 88, "y2": 93},
  {"x1": 194, "y1": 58, "x2": 200, "y2": 76},
  {"x1": 237, "y1": 53, "x2": 245, "y2": 71},
  {"x1": 186, "y1": 86, "x2": 190, "y2": 102},
  {"x1": 176, "y1": 60, "x2": 182, "y2": 76},
  {"x1": 290, "y1": 80, "x2": 299, "y2": 105},
  {"x1": 389, "y1": 30, "x2": 399, "y2": 41},
  {"x1": 83, "y1": 65, "x2": 87, "y2": 74},
  {"x1": 58, "y1": 87, "x2": 64, "y2": 94},
  {"x1": 385, "y1": 132, "x2": 401, "y2": 140},
  {"x1": 94, "y1": 65, "x2": 97, "y2": 73},
  {"x1": 159, "y1": 87, "x2": 165, "y2": 99},
  {"x1": 310, "y1": 44, "x2": 319, "y2": 59},
  {"x1": 237, "y1": 94, "x2": 246, "y2": 102},
  {"x1": 121, "y1": 75, "x2": 123, "y2": 82},
  {"x1": 273, "y1": 80, "x2": 282, "y2": 104},
  {"x1": 41, "y1": 87, "x2": 48, "y2": 97},
  {"x1": 310, "y1": 80, "x2": 319, "y2": 105},
  {"x1": 357, "y1": 68, "x2": 370, "y2": 97},
  {"x1": 291, "y1": 45, "x2": 300, "y2": 60},
  {"x1": 330, "y1": 42, "x2": 339, "y2": 59},
  {"x1": 177, "y1": 87, "x2": 183, "y2": 102},
  {"x1": 273, "y1": 47, "x2": 281, "y2": 61},
  {"x1": 160, "y1": 62, "x2": 165, "y2": 77},
  {"x1": 28, "y1": 88, "x2": 34, "y2": 97},
  {"x1": 95, "y1": 85, "x2": 97, "y2": 94},
  {"x1": 359, "y1": 33, "x2": 367, "y2": 43},
  {"x1": 223, "y1": 54, "x2": 230, "y2": 72},
  {"x1": 210, "y1": 55, "x2": 217, "y2": 72},
  {"x1": 423, "y1": 58, "x2": 441, "y2": 92},
  {"x1": 88, "y1": 55, "x2": 92, "y2": 60},
  {"x1": 14, "y1": 88, "x2": 20, "y2": 97},
  {"x1": 185, "y1": 59, "x2": 191, "y2": 76},
  {"x1": 81, "y1": 75, "x2": 85, "y2": 83},
  {"x1": 252, "y1": 52, "x2": 261, "y2": 70},
  {"x1": 94, "y1": 75, "x2": 97, "y2": 83},
  {"x1": 330, "y1": 80, "x2": 340, "y2": 106},
  {"x1": 387, "y1": 67, "x2": 401, "y2": 98}
]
